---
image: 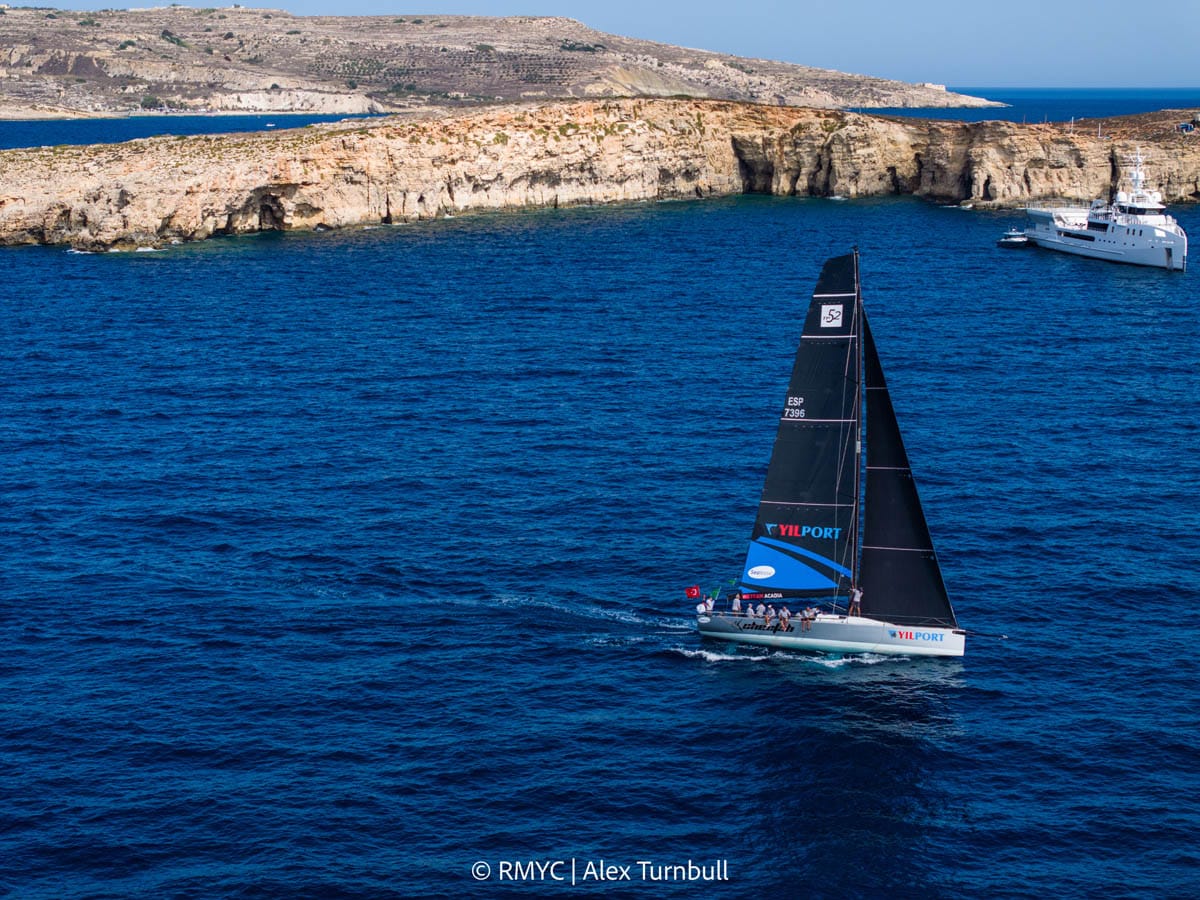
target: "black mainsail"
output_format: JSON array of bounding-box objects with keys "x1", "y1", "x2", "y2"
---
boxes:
[
  {"x1": 738, "y1": 251, "x2": 957, "y2": 628},
  {"x1": 738, "y1": 253, "x2": 861, "y2": 598}
]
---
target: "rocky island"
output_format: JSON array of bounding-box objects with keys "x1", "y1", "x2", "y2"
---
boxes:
[
  {"x1": 0, "y1": 10, "x2": 1197, "y2": 251},
  {"x1": 0, "y1": 6, "x2": 1000, "y2": 118},
  {"x1": 2, "y1": 98, "x2": 1198, "y2": 250}
]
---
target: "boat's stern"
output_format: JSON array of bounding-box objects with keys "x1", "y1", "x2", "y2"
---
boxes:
[
  {"x1": 1168, "y1": 226, "x2": 1188, "y2": 271},
  {"x1": 871, "y1": 620, "x2": 966, "y2": 657}
]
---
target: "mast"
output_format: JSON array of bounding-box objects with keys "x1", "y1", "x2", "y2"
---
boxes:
[{"x1": 849, "y1": 249, "x2": 863, "y2": 593}]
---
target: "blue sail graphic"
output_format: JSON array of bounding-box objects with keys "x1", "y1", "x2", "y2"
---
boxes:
[{"x1": 741, "y1": 537, "x2": 852, "y2": 592}]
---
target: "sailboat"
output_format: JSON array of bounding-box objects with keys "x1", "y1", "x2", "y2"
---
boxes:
[{"x1": 694, "y1": 251, "x2": 965, "y2": 657}]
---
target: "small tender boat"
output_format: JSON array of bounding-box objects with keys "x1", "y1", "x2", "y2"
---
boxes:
[
  {"x1": 692, "y1": 251, "x2": 965, "y2": 658},
  {"x1": 997, "y1": 228, "x2": 1030, "y2": 248},
  {"x1": 1023, "y1": 148, "x2": 1187, "y2": 270}
]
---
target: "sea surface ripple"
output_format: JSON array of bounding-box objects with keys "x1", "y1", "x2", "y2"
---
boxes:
[{"x1": 3, "y1": 194, "x2": 1199, "y2": 899}]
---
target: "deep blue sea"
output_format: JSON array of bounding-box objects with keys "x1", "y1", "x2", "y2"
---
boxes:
[
  {"x1": 0, "y1": 113, "x2": 373, "y2": 151},
  {"x1": 3, "y1": 112, "x2": 1200, "y2": 899},
  {"x1": 864, "y1": 87, "x2": 1200, "y2": 123}
]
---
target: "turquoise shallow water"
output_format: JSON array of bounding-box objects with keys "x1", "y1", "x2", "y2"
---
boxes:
[{"x1": 2, "y1": 161, "x2": 1199, "y2": 894}]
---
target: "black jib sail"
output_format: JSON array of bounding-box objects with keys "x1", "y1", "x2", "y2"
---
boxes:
[
  {"x1": 859, "y1": 310, "x2": 958, "y2": 627},
  {"x1": 738, "y1": 253, "x2": 861, "y2": 598}
]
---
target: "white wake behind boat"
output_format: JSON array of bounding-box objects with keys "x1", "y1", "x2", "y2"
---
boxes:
[
  {"x1": 693, "y1": 251, "x2": 965, "y2": 658},
  {"x1": 1023, "y1": 148, "x2": 1188, "y2": 271}
]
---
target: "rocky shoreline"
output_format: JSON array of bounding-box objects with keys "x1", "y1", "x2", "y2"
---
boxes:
[{"x1": 1, "y1": 98, "x2": 1197, "y2": 250}]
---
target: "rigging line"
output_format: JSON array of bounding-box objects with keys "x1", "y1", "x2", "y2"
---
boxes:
[
  {"x1": 831, "y1": 291, "x2": 859, "y2": 577},
  {"x1": 849, "y1": 249, "x2": 863, "y2": 588},
  {"x1": 851, "y1": 294, "x2": 864, "y2": 574}
]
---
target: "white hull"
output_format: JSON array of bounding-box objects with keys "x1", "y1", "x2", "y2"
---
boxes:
[
  {"x1": 1025, "y1": 206, "x2": 1187, "y2": 271},
  {"x1": 696, "y1": 612, "x2": 965, "y2": 658},
  {"x1": 1023, "y1": 151, "x2": 1187, "y2": 271},
  {"x1": 1027, "y1": 172, "x2": 1185, "y2": 271}
]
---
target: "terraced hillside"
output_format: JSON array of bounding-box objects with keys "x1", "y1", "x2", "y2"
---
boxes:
[{"x1": 0, "y1": 6, "x2": 999, "y2": 118}]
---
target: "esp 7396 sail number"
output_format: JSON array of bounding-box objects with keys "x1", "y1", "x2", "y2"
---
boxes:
[{"x1": 783, "y1": 396, "x2": 805, "y2": 419}]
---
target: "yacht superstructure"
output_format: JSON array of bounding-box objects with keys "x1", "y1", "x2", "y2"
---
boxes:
[{"x1": 1024, "y1": 149, "x2": 1187, "y2": 271}]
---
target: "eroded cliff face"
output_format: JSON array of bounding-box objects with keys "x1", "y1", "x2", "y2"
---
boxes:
[{"x1": 1, "y1": 99, "x2": 1198, "y2": 249}]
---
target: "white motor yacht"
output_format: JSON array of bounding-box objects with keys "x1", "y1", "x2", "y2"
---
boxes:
[{"x1": 1024, "y1": 149, "x2": 1187, "y2": 271}]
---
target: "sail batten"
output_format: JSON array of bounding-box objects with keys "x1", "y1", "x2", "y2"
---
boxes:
[
  {"x1": 778, "y1": 418, "x2": 856, "y2": 424},
  {"x1": 762, "y1": 502, "x2": 856, "y2": 508}
]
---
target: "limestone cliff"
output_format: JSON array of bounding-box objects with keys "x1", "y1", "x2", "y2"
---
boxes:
[{"x1": 1, "y1": 99, "x2": 1197, "y2": 250}]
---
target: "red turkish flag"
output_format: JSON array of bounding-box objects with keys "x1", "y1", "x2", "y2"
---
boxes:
[{"x1": 685, "y1": 585, "x2": 701, "y2": 599}]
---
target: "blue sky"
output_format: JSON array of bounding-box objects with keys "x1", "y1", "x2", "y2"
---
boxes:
[{"x1": 12, "y1": 1, "x2": 1200, "y2": 88}]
